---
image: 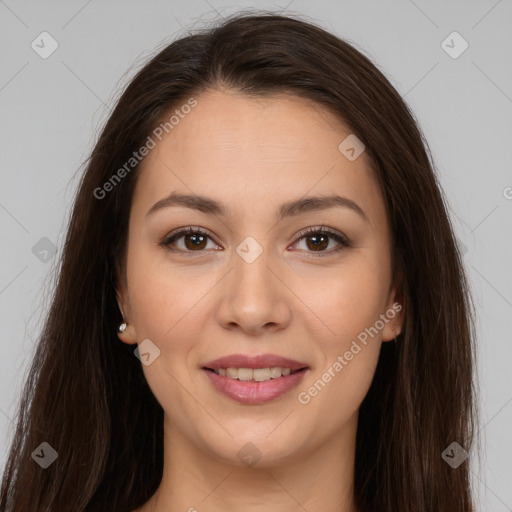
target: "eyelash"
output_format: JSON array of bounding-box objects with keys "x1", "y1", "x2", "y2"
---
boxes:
[{"x1": 160, "y1": 225, "x2": 350, "y2": 257}]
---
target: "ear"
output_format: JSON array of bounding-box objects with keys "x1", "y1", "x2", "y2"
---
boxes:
[
  {"x1": 115, "y1": 262, "x2": 138, "y2": 346},
  {"x1": 381, "y1": 271, "x2": 405, "y2": 343}
]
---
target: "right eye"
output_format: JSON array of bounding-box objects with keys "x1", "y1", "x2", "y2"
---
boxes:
[{"x1": 160, "y1": 227, "x2": 222, "y2": 253}]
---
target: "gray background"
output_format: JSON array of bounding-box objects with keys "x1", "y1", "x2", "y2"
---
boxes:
[{"x1": 1, "y1": 0, "x2": 511, "y2": 509}]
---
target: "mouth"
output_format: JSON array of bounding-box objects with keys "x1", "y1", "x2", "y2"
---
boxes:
[
  {"x1": 203, "y1": 366, "x2": 306, "y2": 381},
  {"x1": 201, "y1": 354, "x2": 310, "y2": 405}
]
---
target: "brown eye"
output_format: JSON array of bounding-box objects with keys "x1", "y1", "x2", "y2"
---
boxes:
[
  {"x1": 161, "y1": 226, "x2": 349, "y2": 256},
  {"x1": 305, "y1": 233, "x2": 330, "y2": 251},
  {"x1": 292, "y1": 227, "x2": 350, "y2": 256},
  {"x1": 183, "y1": 233, "x2": 208, "y2": 250},
  {"x1": 161, "y1": 227, "x2": 220, "y2": 253}
]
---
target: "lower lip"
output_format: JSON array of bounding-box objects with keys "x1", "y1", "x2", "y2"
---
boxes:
[{"x1": 202, "y1": 368, "x2": 308, "y2": 405}]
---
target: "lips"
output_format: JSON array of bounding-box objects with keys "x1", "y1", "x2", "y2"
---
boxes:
[
  {"x1": 201, "y1": 353, "x2": 310, "y2": 405},
  {"x1": 203, "y1": 354, "x2": 308, "y2": 372}
]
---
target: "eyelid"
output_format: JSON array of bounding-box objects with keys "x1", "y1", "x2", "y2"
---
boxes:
[
  {"x1": 160, "y1": 226, "x2": 221, "y2": 250},
  {"x1": 160, "y1": 225, "x2": 350, "y2": 255},
  {"x1": 293, "y1": 225, "x2": 350, "y2": 246},
  {"x1": 289, "y1": 225, "x2": 350, "y2": 257}
]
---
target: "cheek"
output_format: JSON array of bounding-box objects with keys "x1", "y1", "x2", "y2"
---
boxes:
[
  {"x1": 126, "y1": 243, "x2": 213, "y2": 338},
  {"x1": 296, "y1": 348, "x2": 380, "y2": 445},
  {"x1": 294, "y1": 255, "x2": 389, "y2": 429},
  {"x1": 296, "y1": 270, "x2": 386, "y2": 433},
  {"x1": 126, "y1": 255, "x2": 209, "y2": 413},
  {"x1": 295, "y1": 255, "x2": 390, "y2": 348}
]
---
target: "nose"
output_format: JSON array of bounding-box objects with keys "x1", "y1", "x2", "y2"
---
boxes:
[{"x1": 215, "y1": 243, "x2": 292, "y2": 335}]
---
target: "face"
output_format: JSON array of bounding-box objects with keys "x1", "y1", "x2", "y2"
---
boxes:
[{"x1": 116, "y1": 88, "x2": 404, "y2": 467}]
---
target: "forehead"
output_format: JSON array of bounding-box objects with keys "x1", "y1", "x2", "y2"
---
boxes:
[{"x1": 131, "y1": 89, "x2": 387, "y2": 232}]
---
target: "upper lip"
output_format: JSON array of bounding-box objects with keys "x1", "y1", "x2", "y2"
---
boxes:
[{"x1": 203, "y1": 354, "x2": 309, "y2": 371}]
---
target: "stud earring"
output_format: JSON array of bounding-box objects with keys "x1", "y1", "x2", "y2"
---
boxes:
[{"x1": 118, "y1": 322, "x2": 127, "y2": 333}]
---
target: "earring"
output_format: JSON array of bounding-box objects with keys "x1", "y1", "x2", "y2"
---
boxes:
[
  {"x1": 393, "y1": 329, "x2": 401, "y2": 343},
  {"x1": 118, "y1": 322, "x2": 127, "y2": 333}
]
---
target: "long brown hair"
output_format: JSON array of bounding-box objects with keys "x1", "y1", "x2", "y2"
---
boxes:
[{"x1": 0, "y1": 11, "x2": 480, "y2": 512}]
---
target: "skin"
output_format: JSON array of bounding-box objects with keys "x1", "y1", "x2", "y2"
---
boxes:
[{"x1": 116, "y1": 88, "x2": 404, "y2": 512}]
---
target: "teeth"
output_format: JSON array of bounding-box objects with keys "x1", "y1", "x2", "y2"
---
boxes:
[
  {"x1": 213, "y1": 367, "x2": 296, "y2": 381},
  {"x1": 270, "y1": 367, "x2": 282, "y2": 378},
  {"x1": 226, "y1": 368, "x2": 238, "y2": 379},
  {"x1": 238, "y1": 368, "x2": 253, "y2": 381},
  {"x1": 253, "y1": 368, "x2": 271, "y2": 381}
]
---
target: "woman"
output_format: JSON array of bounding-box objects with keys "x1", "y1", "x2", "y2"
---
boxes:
[{"x1": 0, "y1": 11, "x2": 480, "y2": 512}]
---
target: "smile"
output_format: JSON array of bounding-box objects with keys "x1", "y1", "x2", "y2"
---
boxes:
[
  {"x1": 201, "y1": 354, "x2": 310, "y2": 405},
  {"x1": 206, "y1": 366, "x2": 301, "y2": 381}
]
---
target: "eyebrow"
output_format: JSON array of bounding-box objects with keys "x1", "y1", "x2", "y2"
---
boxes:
[{"x1": 146, "y1": 192, "x2": 369, "y2": 223}]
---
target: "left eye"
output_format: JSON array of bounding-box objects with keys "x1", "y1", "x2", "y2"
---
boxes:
[
  {"x1": 161, "y1": 226, "x2": 349, "y2": 255},
  {"x1": 292, "y1": 228, "x2": 349, "y2": 254}
]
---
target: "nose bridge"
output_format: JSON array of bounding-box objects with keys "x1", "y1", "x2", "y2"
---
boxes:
[
  {"x1": 216, "y1": 233, "x2": 290, "y2": 332},
  {"x1": 231, "y1": 234, "x2": 276, "y2": 299}
]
